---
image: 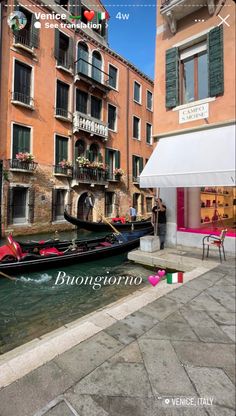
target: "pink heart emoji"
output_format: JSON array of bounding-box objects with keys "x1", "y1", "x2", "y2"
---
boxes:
[
  {"x1": 84, "y1": 10, "x2": 95, "y2": 21},
  {"x1": 148, "y1": 275, "x2": 161, "y2": 287},
  {"x1": 157, "y1": 270, "x2": 166, "y2": 278}
]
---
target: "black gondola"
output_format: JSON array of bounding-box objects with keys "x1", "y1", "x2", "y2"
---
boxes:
[
  {"x1": 64, "y1": 210, "x2": 152, "y2": 231},
  {"x1": 0, "y1": 228, "x2": 153, "y2": 275}
]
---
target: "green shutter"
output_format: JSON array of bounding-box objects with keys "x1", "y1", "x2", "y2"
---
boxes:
[
  {"x1": 68, "y1": 36, "x2": 74, "y2": 69},
  {"x1": 56, "y1": 137, "x2": 68, "y2": 163},
  {"x1": 115, "y1": 150, "x2": 120, "y2": 168},
  {"x1": 54, "y1": 29, "x2": 60, "y2": 60},
  {"x1": 208, "y1": 26, "x2": 224, "y2": 97},
  {"x1": 165, "y1": 47, "x2": 179, "y2": 109},
  {"x1": 139, "y1": 157, "x2": 143, "y2": 174},
  {"x1": 31, "y1": 14, "x2": 39, "y2": 48},
  {"x1": 105, "y1": 148, "x2": 109, "y2": 166},
  {"x1": 132, "y1": 155, "x2": 137, "y2": 179},
  {"x1": 13, "y1": 125, "x2": 30, "y2": 157}
]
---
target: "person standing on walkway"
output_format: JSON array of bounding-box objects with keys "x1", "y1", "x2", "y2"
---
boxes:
[
  {"x1": 84, "y1": 192, "x2": 94, "y2": 221},
  {"x1": 152, "y1": 198, "x2": 167, "y2": 250},
  {"x1": 129, "y1": 205, "x2": 137, "y2": 222}
]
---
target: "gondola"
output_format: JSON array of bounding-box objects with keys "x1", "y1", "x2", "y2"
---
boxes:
[
  {"x1": 0, "y1": 228, "x2": 153, "y2": 275},
  {"x1": 64, "y1": 210, "x2": 152, "y2": 232}
]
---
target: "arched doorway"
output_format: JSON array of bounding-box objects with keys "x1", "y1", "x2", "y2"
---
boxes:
[{"x1": 77, "y1": 192, "x2": 94, "y2": 220}]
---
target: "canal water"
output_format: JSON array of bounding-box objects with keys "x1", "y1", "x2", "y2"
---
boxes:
[{"x1": 0, "y1": 230, "x2": 154, "y2": 354}]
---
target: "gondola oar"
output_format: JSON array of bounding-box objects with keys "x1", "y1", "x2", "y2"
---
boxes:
[
  {"x1": 93, "y1": 207, "x2": 128, "y2": 242},
  {"x1": 0, "y1": 271, "x2": 16, "y2": 281}
]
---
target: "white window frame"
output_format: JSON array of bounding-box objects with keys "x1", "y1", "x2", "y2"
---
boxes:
[
  {"x1": 146, "y1": 122, "x2": 152, "y2": 145},
  {"x1": 12, "y1": 57, "x2": 34, "y2": 108},
  {"x1": 133, "y1": 115, "x2": 141, "y2": 140},
  {"x1": 108, "y1": 63, "x2": 119, "y2": 91},
  {"x1": 146, "y1": 89, "x2": 153, "y2": 112},
  {"x1": 56, "y1": 29, "x2": 73, "y2": 73},
  {"x1": 133, "y1": 80, "x2": 142, "y2": 104},
  {"x1": 107, "y1": 102, "x2": 118, "y2": 132}
]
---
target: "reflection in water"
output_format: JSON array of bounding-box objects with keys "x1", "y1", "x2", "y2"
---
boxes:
[{"x1": 0, "y1": 229, "x2": 152, "y2": 354}]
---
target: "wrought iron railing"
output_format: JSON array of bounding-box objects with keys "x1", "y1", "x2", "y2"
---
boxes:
[
  {"x1": 54, "y1": 165, "x2": 73, "y2": 177},
  {"x1": 55, "y1": 108, "x2": 71, "y2": 119},
  {"x1": 76, "y1": 58, "x2": 111, "y2": 86},
  {"x1": 12, "y1": 91, "x2": 33, "y2": 106},
  {"x1": 107, "y1": 173, "x2": 121, "y2": 182},
  {"x1": 73, "y1": 166, "x2": 108, "y2": 183},
  {"x1": 14, "y1": 29, "x2": 39, "y2": 49},
  {"x1": 9, "y1": 159, "x2": 37, "y2": 171}
]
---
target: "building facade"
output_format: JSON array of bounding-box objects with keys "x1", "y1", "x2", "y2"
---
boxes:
[
  {"x1": 152, "y1": 0, "x2": 235, "y2": 251},
  {"x1": 0, "y1": 0, "x2": 154, "y2": 236}
]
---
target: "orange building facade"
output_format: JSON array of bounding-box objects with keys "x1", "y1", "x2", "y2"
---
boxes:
[
  {"x1": 152, "y1": 0, "x2": 235, "y2": 251},
  {"x1": 0, "y1": 0, "x2": 154, "y2": 236}
]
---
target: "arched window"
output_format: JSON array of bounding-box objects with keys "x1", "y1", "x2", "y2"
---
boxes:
[
  {"x1": 89, "y1": 143, "x2": 99, "y2": 162},
  {"x1": 75, "y1": 139, "x2": 86, "y2": 160},
  {"x1": 77, "y1": 42, "x2": 89, "y2": 76},
  {"x1": 92, "y1": 51, "x2": 102, "y2": 83}
]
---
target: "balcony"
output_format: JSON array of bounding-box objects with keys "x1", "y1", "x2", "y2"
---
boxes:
[
  {"x1": 11, "y1": 92, "x2": 34, "y2": 109},
  {"x1": 73, "y1": 112, "x2": 109, "y2": 141},
  {"x1": 14, "y1": 29, "x2": 39, "y2": 52},
  {"x1": 107, "y1": 174, "x2": 122, "y2": 182},
  {"x1": 160, "y1": 0, "x2": 215, "y2": 33},
  {"x1": 55, "y1": 108, "x2": 72, "y2": 122},
  {"x1": 74, "y1": 58, "x2": 112, "y2": 94},
  {"x1": 8, "y1": 159, "x2": 37, "y2": 172},
  {"x1": 72, "y1": 166, "x2": 108, "y2": 186},
  {"x1": 54, "y1": 165, "x2": 73, "y2": 177}
]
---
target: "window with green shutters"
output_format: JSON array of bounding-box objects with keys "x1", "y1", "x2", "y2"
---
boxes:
[
  {"x1": 132, "y1": 156, "x2": 143, "y2": 182},
  {"x1": 56, "y1": 80, "x2": 69, "y2": 118},
  {"x1": 108, "y1": 104, "x2": 117, "y2": 131},
  {"x1": 105, "y1": 148, "x2": 120, "y2": 179},
  {"x1": 12, "y1": 125, "x2": 30, "y2": 158},
  {"x1": 108, "y1": 65, "x2": 118, "y2": 89},
  {"x1": 14, "y1": 61, "x2": 32, "y2": 105},
  {"x1": 55, "y1": 136, "x2": 68, "y2": 164},
  {"x1": 165, "y1": 26, "x2": 224, "y2": 109},
  {"x1": 55, "y1": 29, "x2": 73, "y2": 70},
  {"x1": 76, "y1": 89, "x2": 88, "y2": 114}
]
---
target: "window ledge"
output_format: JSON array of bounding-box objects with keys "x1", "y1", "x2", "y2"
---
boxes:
[
  {"x1": 11, "y1": 100, "x2": 34, "y2": 110},
  {"x1": 173, "y1": 97, "x2": 216, "y2": 112},
  {"x1": 10, "y1": 168, "x2": 35, "y2": 173},
  {"x1": 108, "y1": 128, "x2": 117, "y2": 133},
  {"x1": 55, "y1": 114, "x2": 72, "y2": 122},
  {"x1": 133, "y1": 99, "x2": 142, "y2": 106},
  {"x1": 13, "y1": 42, "x2": 36, "y2": 56},
  {"x1": 56, "y1": 65, "x2": 73, "y2": 75}
]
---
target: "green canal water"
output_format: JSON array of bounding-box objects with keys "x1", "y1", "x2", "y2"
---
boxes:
[{"x1": 0, "y1": 230, "x2": 154, "y2": 355}]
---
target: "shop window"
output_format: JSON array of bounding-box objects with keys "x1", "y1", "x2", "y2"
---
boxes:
[{"x1": 56, "y1": 80, "x2": 69, "y2": 118}]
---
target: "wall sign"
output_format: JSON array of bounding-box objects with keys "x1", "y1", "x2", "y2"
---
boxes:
[{"x1": 179, "y1": 103, "x2": 209, "y2": 124}]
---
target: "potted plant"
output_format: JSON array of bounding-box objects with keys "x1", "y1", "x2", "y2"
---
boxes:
[
  {"x1": 16, "y1": 152, "x2": 35, "y2": 163},
  {"x1": 76, "y1": 156, "x2": 91, "y2": 168},
  {"x1": 114, "y1": 168, "x2": 124, "y2": 180},
  {"x1": 59, "y1": 160, "x2": 72, "y2": 169}
]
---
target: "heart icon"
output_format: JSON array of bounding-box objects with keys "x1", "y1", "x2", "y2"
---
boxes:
[
  {"x1": 148, "y1": 275, "x2": 161, "y2": 287},
  {"x1": 84, "y1": 10, "x2": 95, "y2": 22},
  {"x1": 157, "y1": 270, "x2": 166, "y2": 278}
]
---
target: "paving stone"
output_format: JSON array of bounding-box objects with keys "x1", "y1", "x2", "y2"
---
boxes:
[
  {"x1": 0, "y1": 362, "x2": 74, "y2": 416},
  {"x1": 206, "y1": 287, "x2": 235, "y2": 312},
  {"x1": 185, "y1": 367, "x2": 235, "y2": 409},
  {"x1": 190, "y1": 324, "x2": 233, "y2": 343},
  {"x1": 198, "y1": 271, "x2": 226, "y2": 282},
  {"x1": 207, "y1": 311, "x2": 235, "y2": 326},
  {"x1": 184, "y1": 278, "x2": 213, "y2": 291},
  {"x1": 140, "y1": 320, "x2": 198, "y2": 342},
  {"x1": 73, "y1": 362, "x2": 153, "y2": 398},
  {"x1": 44, "y1": 401, "x2": 74, "y2": 416},
  {"x1": 138, "y1": 339, "x2": 195, "y2": 396},
  {"x1": 54, "y1": 331, "x2": 123, "y2": 382},
  {"x1": 163, "y1": 311, "x2": 187, "y2": 324},
  {"x1": 104, "y1": 311, "x2": 158, "y2": 345},
  {"x1": 224, "y1": 367, "x2": 236, "y2": 385},
  {"x1": 180, "y1": 308, "x2": 218, "y2": 328},
  {"x1": 220, "y1": 326, "x2": 236, "y2": 342},
  {"x1": 108, "y1": 341, "x2": 143, "y2": 364},
  {"x1": 188, "y1": 293, "x2": 228, "y2": 313},
  {"x1": 139, "y1": 296, "x2": 182, "y2": 321},
  {"x1": 166, "y1": 287, "x2": 200, "y2": 304},
  {"x1": 64, "y1": 393, "x2": 109, "y2": 416},
  {"x1": 206, "y1": 406, "x2": 236, "y2": 416},
  {"x1": 172, "y1": 341, "x2": 235, "y2": 369}
]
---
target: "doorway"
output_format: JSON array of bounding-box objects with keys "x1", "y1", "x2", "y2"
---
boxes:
[{"x1": 77, "y1": 192, "x2": 94, "y2": 220}]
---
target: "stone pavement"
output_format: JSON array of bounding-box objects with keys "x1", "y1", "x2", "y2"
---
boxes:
[{"x1": 0, "y1": 260, "x2": 235, "y2": 416}]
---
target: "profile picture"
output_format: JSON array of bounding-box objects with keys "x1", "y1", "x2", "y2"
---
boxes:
[{"x1": 7, "y1": 11, "x2": 27, "y2": 31}]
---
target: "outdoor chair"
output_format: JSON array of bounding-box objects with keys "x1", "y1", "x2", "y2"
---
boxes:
[{"x1": 202, "y1": 229, "x2": 227, "y2": 262}]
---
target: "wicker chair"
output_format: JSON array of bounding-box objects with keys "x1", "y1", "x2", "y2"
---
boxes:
[{"x1": 202, "y1": 229, "x2": 227, "y2": 262}]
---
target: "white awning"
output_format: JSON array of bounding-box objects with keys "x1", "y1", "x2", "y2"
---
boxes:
[{"x1": 140, "y1": 124, "x2": 236, "y2": 188}]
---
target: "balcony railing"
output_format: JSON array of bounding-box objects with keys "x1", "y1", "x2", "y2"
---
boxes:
[
  {"x1": 9, "y1": 159, "x2": 37, "y2": 172},
  {"x1": 73, "y1": 112, "x2": 109, "y2": 140},
  {"x1": 55, "y1": 108, "x2": 72, "y2": 120},
  {"x1": 73, "y1": 166, "x2": 108, "y2": 184},
  {"x1": 107, "y1": 173, "x2": 121, "y2": 182},
  {"x1": 75, "y1": 58, "x2": 112, "y2": 91},
  {"x1": 54, "y1": 165, "x2": 73, "y2": 177},
  {"x1": 14, "y1": 29, "x2": 39, "y2": 49},
  {"x1": 11, "y1": 92, "x2": 34, "y2": 107}
]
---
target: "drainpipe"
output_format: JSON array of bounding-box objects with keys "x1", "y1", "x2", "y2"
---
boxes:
[{"x1": 126, "y1": 67, "x2": 130, "y2": 191}]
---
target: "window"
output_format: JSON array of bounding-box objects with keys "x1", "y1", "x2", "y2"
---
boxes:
[
  {"x1": 105, "y1": 148, "x2": 120, "y2": 180},
  {"x1": 77, "y1": 42, "x2": 89, "y2": 76},
  {"x1": 14, "y1": 7, "x2": 39, "y2": 49},
  {"x1": 91, "y1": 96, "x2": 102, "y2": 120},
  {"x1": 74, "y1": 139, "x2": 85, "y2": 160},
  {"x1": 76, "y1": 90, "x2": 88, "y2": 114},
  {"x1": 146, "y1": 123, "x2": 152, "y2": 144},
  {"x1": 147, "y1": 90, "x2": 153, "y2": 111},
  {"x1": 13, "y1": 61, "x2": 32, "y2": 106},
  {"x1": 109, "y1": 65, "x2": 118, "y2": 89},
  {"x1": 53, "y1": 189, "x2": 66, "y2": 221},
  {"x1": 55, "y1": 136, "x2": 68, "y2": 164},
  {"x1": 12, "y1": 187, "x2": 28, "y2": 224},
  {"x1": 180, "y1": 44, "x2": 208, "y2": 104},
  {"x1": 92, "y1": 51, "x2": 102, "y2": 83},
  {"x1": 12, "y1": 124, "x2": 30, "y2": 158},
  {"x1": 55, "y1": 29, "x2": 72, "y2": 70},
  {"x1": 108, "y1": 104, "x2": 117, "y2": 131},
  {"x1": 146, "y1": 197, "x2": 153, "y2": 213},
  {"x1": 56, "y1": 81, "x2": 69, "y2": 118},
  {"x1": 133, "y1": 116, "x2": 140, "y2": 139},
  {"x1": 132, "y1": 155, "x2": 143, "y2": 182},
  {"x1": 89, "y1": 143, "x2": 99, "y2": 162},
  {"x1": 105, "y1": 192, "x2": 114, "y2": 217},
  {"x1": 165, "y1": 26, "x2": 224, "y2": 109},
  {"x1": 134, "y1": 81, "x2": 141, "y2": 103}
]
